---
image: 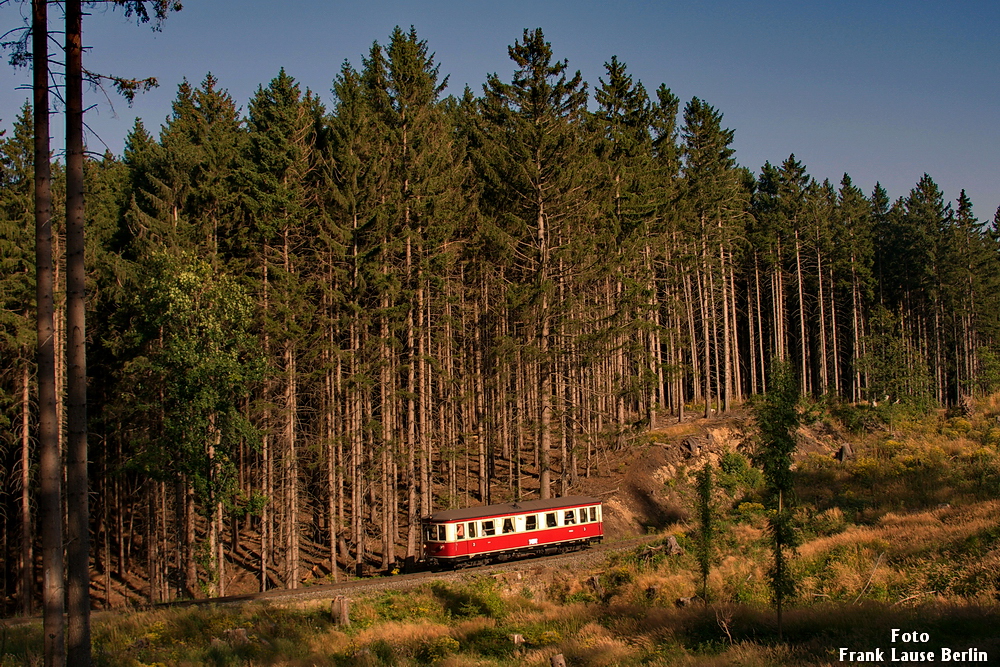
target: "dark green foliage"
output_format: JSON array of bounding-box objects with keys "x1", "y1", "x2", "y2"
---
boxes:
[
  {"x1": 752, "y1": 362, "x2": 800, "y2": 500},
  {"x1": 0, "y1": 104, "x2": 35, "y2": 371},
  {"x1": 717, "y1": 449, "x2": 763, "y2": 494},
  {"x1": 4, "y1": 24, "x2": 1000, "y2": 617},
  {"x1": 462, "y1": 626, "x2": 517, "y2": 658}
]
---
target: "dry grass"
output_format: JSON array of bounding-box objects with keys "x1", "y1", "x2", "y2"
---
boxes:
[{"x1": 7, "y1": 402, "x2": 1000, "y2": 666}]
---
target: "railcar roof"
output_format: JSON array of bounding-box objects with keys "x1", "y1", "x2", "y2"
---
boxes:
[{"x1": 427, "y1": 496, "x2": 600, "y2": 523}]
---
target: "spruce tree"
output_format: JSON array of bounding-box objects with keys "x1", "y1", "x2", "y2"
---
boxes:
[
  {"x1": 0, "y1": 104, "x2": 38, "y2": 617},
  {"x1": 751, "y1": 361, "x2": 800, "y2": 641},
  {"x1": 680, "y1": 98, "x2": 746, "y2": 415},
  {"x1": 479, "y1": 28, "x2": 595, "y2": 499}
]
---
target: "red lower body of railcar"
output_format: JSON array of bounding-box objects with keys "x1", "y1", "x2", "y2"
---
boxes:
[{"x1": 424, "y1": 522, "x2": 603, "y2": 565}]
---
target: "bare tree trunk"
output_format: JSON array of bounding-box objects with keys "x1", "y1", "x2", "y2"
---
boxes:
[
  {"x1": 65, "y1": 3, "x2": 91, "y2": 661},
  {"x1": 851, "y1": 260, "x2": 862, "y2": 402},
  {"x1": 184, "y1": 481, "x2": 197, "y2": 597},
  {"x1": 720, "y1": 243, "x2": 732, "y2": 412},
  {"x1": 332, "y1": 342, "x2": 342, "y2": 583},
  {"x1": 816, "y1": 243, "x2": 829, "y2": 395},
  {"x1": 20, "y1": 361, "x2": 33, "y2": 615},
  {"x1": 828, "y1": 267, "x2": 840, "y2": 396},
  {"x1": 146, "y1": 484, "x2": 160, "y2": 604},
  {"x1": 794, "y1": 230, "x2": 807, "y2": 394},
  {"x1": 285, "y1": 343, "x2": 299, "y2": 589},
  {"x1": 34, "y1": 0, "x2": 65, "y2": 661}
]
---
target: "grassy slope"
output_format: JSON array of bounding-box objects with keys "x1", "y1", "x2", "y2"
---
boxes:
[{"x1": 4, "y1": 399, "x2": 1000, "y2": 666}]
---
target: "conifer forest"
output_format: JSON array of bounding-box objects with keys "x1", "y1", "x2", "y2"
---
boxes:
[{"x1": 2, "y1": 26, "x2": 1000, "y2": 614}]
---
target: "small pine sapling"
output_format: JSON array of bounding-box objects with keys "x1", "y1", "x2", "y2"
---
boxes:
[
  {"x1": 696, "y1": 462, "x2": 715, "y2": 600},
  {"x1": 751, "y1": 361, "x2": 801, "y2": 641}
]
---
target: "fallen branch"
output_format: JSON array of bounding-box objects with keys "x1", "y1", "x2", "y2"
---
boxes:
[{"x1": 853, "y1": 552, "x2": 884, "y2": 604}]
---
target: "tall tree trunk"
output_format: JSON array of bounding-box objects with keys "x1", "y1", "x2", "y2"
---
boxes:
[
  {"x1": 794, "y1": 230, "x2": 807, "y2": 394},
  {"x1": 34, "y1": 0, "x2": 65, "y2": 662},
  {"x1": 65, "y1": 2, "x2": 91, "y2": 661},
  {"x1": 829, "y1": 267, "x2": 841, "y2": 396},
  {"x1": 260, "y1": 261, "x2": 272, "y2": 591},
  {"x1": 183, "y1": 481, "x2": 197, "y2": 597},
  {"x1": 20, "y1": 360, "x2": 33, "y2": 615},
  {"x1": 285, "y1": 342, "x2": 298, "y2": 588},
  {"x1": 850, "y1": 259, "x2": 862, "y2": 402}
]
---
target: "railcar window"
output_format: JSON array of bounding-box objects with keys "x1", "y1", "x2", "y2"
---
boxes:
[
  {"x1": 502, "y1": 518, "x2": 514, "y2": 534},
  {"x1": 564, "y1": 510, "x2": 576, "y2": 525},
  {"x1": 425, "y1": 525, "x2": 435, "y2": 541},
  {"x1": 468, "y1": 522, "x2": 477, "y2": 538},
  {"x1": 580, "y1": 508, "x2": 588, "y2": 523},
  {"x1": 590, "y1": 506, "x2": 597, "y2": 522},
  {"x1": 438, "y1": 525, "x2": 447, "y2": 541},
  {"x1": 545, "y1": 512, "x2": 557, "y2": 528},
  {"x1": 483, "y1": 520, "x2": 496, "y2": 536},
  {"x1": 456, "y1": 523, "x2": 465, "y2": 539},
  {"x1": 525, "y1": 515, "x2": 537, "y2": 531}
]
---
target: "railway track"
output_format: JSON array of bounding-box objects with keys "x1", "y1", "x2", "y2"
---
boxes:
[
  {"x1": 0, "y1": 534, "x2": 663, "y2": 628},
  {"x1": 165, "y1": 533, "x2": 660, "y2": 609}
]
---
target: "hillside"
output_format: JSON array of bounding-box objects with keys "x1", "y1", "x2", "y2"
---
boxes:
[{"x1": 6, "y1": 397, "x2": 1000, "y2": 665}]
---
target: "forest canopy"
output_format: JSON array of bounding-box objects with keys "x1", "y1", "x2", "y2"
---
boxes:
[{"x1": 2, "y1": 26, "x2": 998, "y2": 609}]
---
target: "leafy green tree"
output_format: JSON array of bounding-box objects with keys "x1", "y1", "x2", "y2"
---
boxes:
[{"x1": 115, "y1": 252, "x2": 262, "y2": 596}]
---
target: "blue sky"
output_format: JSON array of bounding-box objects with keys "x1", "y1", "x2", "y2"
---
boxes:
[{"x1": 2, "y1": 0, "x2": 998, "y2": 218}]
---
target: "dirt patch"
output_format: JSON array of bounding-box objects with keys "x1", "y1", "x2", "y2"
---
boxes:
[{"x1": 583, "y1": 415, "x2": 750, "y2": 539}]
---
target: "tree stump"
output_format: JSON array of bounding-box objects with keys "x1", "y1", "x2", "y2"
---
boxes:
[
  {"x1": 332, "y1": 596, "x2": 350, "y2": 627},
  {"x1": 835, "y1": 443, "x2": 853, "y2": 462},
  {"x1": 587, "y1": 575, "x2": 605, "y2": 599},
  {"x1": 664, "y1": 535, "x2": 684, "y2": 555}
]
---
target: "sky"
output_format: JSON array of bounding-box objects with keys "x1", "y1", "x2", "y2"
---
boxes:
[{"x1": 2, "y1": 0, "x2": 998, "y2": 219}]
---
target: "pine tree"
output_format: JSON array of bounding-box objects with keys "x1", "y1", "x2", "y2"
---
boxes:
[{"x1": 833, "y1": 175, "x2": 873, "y2": 402}]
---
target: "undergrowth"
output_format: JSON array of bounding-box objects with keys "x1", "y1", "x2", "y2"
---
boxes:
[{"x1": 4, "y1": 397, "x2": 1000, "y2": 665}]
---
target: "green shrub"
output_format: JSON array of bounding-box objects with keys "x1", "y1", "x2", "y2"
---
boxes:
[
  {"x1": 600, "y1": 566, "x2": 634, "y2": 591},
  {"x1": 463, "y1": 627, "x2": 516, "y2": 658},
  {"x1": 417, "y1": 636, "x2": 459, "y2": 662},
  {"x1": 430, "y1": 578, "x2": 507, "y2": 619},
  {"x1": 718, "y1": 450, "x2": 763, "y2": 493}
]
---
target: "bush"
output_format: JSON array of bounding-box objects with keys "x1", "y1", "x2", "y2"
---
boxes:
[
  {"x1": 462, "y1": 627, "x2": 516, "y2": 658},
  {"x1": 430, "y1": 578, "x2": 507, "y2": 619},
  {"x1": 417, "y1": 636, "x2": 459, "y2": 662},
  {"x1": 718, "y1": 450, "x2": 763, "y2": 493}
]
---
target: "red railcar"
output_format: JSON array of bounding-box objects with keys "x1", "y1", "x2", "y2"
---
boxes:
[{"x1": 422, "y1": 496, "x2": 603, "y2": 567}]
